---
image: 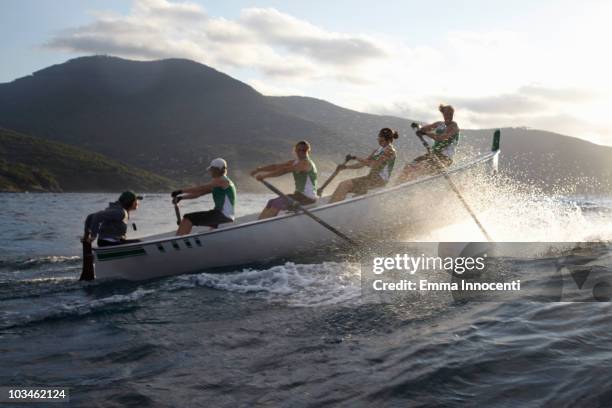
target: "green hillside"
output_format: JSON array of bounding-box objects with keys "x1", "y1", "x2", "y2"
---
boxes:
[{"x1": 0, "y1": 127, "x2": 176, "y2": 192}]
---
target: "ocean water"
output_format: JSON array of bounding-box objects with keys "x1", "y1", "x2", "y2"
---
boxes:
[{"x1": 1, "y1": 189, "x2": 612, "y2": 407}]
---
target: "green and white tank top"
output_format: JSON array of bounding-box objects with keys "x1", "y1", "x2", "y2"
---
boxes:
[
  {"x1": 292, "y1": 158, "x2": 318, "y2": 199},
  {"x1": 369, "y1": 145, "x2": 396, "y2": 182},
  {"x1": 212, "y1": 176, "x2": 236, "y2": 219},
  {"x1": 432, "y1": 122, "x2": 460, "y2": 157}
]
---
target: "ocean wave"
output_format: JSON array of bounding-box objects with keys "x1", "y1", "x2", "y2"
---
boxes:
[
  {"x1": 0, "y1": 261, "x2": 360, "y2": 329},
  {"x1": 166, "y1": 262, "x2": 362, "y2": 307},
  {"x1": 0, "y1": 276, "x2": 86, "y2": 301},
  {"x1": 0, "y1": 287, "x2": 153, "y2": 330},
  {"x1": 0, "y1": 255, "x2": 81, "y2": 271}
]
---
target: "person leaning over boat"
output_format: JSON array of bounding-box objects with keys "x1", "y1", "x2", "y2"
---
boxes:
[
  {"x1": 83, "y1": 191, "x2": 143, "y2": 247},
  {"x1": 328, "y1": 128, "x2": 398, "y2": 203},
  {"x1": 172, "y1": 158, "x2": 236, "y2": 235},
  {"x1": 251, "y1": 140, "x2": 318, "y2": 219},
  {"x1": 398, "y1": 104, "x2": 460, "y2": 182}
]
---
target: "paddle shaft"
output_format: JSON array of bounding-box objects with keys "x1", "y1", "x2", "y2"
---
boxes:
[
  {"x1": 413, "y1": 125, "x2": 493, "y2": 242},
  {"x1": 173, "y1": 200, "x2": 181, "y2": 225},
  {"x1": 260, "y1": 179, "x2": 356, "y2": 245},
  {"x1": 317, "y1": 154, "x2": 355, "y2": 197}
]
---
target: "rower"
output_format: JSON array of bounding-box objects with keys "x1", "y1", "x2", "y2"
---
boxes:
[
  {"x1": 251, "y1": 140, "x2": 318, "y2": 219},
  {"x1": 83, "y1": 191, "x2": 143, "y2": 247},
  {"x1": 172, "y1": 158, "x2": 236, "y2": 235},
  {"x1": 398, "y1": 104, "x2": 460, "y2": 182},
  {"x1": 329, "y1": 128, "x2": 398, "y2": 203}
]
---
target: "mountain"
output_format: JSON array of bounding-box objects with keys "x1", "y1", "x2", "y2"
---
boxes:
[
  {"x1": 0, "y1": 127, "x2": 175, "y2": 192},
  {"x1": 0, "y1": 56, "x2": 610, "y2": 194},
  {"x1": 0, "y1": 56, "x2": 343, "y2": 189}
]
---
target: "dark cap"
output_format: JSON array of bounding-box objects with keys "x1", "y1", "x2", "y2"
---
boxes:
[{"x1": 118, "y1": 191, "x2": 143, "y2": 207}]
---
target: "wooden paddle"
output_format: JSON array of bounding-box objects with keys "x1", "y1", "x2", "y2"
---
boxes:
[
  {"x1": 317, "y1": 154, "x2": 356, "y2": 197},
  {"x1": 260, "y1": 179, "x2": 356, "y2": 245}
]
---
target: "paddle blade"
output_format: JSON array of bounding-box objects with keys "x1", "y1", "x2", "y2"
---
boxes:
[
  {"x1": 492, "y1": 129, "x2": 501, "y2": 152},
  {"x1": 80, "y1": 239, "x2": 95, "y2": 281}
]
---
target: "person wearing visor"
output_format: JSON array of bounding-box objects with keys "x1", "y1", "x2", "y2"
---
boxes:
[
  {"x1": 172, "y1": 158, "x2": 236, "y2": 235},
  {"x1": 83, "y1": 191, "x2": 143, "y2": 247},
  {"x1": 251, "y1": 140, "x2": 318, "y2": 219},
  {"x1": 329, "y1": 128, "x2": 398, "y2": 203},
  {"x1": 399, "y1": 104, "x2": 460, "y2": 182}
]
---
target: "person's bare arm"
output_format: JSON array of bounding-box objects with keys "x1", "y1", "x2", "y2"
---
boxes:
[
  {"x1": 342, "y1": 162, "x2": 367, "y2": 170},
  {"x1": 420, "y1": 121, "x2": 441, "y2": 132},
  {"x1": 344, "y1": 148, "x2": 378, "y2": 168},
  {"x1": 341, "y1": 150, "x2": 374, "y2": 169},
  {"x1": 426, "y1": 122, "x2": 459, "y2": 141},
  {"x1": 180, "y1": 182, "x2": 215, "y2": 199},
  {"x1": 255, "y1": 161, "x2": 295, "y2": 180},
  {"x1": 251, "y1": 160, "x2": 293, "y2": 177}
]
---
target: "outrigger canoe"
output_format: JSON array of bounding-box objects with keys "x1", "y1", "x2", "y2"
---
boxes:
[{"x1": 89, "y1": 131, "x2": 501, "y2": 281}]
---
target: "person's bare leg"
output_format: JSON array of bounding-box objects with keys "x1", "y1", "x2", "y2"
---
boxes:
[
  {"x1": 258, "y1": 207, "x2": 280, "y2": 220},
  {"x1": 329, "y1": 180, "x2": 354, "y2": 203},
  {"x1": 398, "y1": 163, "x2": 428, "y2": 183},
  {"x1": 397, "y1": 164, "x2": 416, "y2": 183},
  {"x1": 176, "y1": 218, "x2": 193, "y2": 236}
]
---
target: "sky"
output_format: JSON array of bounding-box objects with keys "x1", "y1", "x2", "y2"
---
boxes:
[{"x1": 1, "y1": 0, "x2": 611, "y2": 145}]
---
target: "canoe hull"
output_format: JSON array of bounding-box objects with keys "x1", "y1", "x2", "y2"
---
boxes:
[{"x1": 93, "y1": 151, "x2": 498, "y2": 281}]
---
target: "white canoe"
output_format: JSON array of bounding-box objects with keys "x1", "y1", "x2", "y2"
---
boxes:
[{"x1": 92, "y1": 138, "x2": 500, "y2": 281}]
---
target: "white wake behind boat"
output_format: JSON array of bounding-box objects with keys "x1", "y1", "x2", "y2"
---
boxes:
[{"x1": 91, "y1": 133, "x2": 501, "y2": 281}]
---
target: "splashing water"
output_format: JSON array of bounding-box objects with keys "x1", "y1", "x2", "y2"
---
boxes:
[{"x1": 409, "y1": 170, "x2": 612, "y2": 242}]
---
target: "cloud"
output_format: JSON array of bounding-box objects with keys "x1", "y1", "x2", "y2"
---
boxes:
[
  {"x1": 239, "y1": 8, "x2": 387, "y2": 65},
  {"x1": 42, "y1": 0, "x2": 612, "y2": 145},
  {"x1": 45, "y1": 0, "x2": 388, "y2": 81},
  {"x1": 133, "y1": 0, "x2": 207, "y2": 22},
  {"x1": 449, "y1": 94, "x2": 546, "y2": 115},
  {"x1": 519, "y1": 85, "x2": 597, "y2": 103},
  {"x1": 47, "y1": 21, "x2": 180, "y2": 60},
  {"x1": 446, "y1": 85, "x2": 599, "y2": 123}
]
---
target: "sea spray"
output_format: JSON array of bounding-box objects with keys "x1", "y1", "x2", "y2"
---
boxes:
[{"x1": 407, "y1": 170, "x2": 612, "y2": 242}]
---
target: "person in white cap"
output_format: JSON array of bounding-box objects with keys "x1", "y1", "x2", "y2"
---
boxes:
[{"x1": 171, "y1": 158, "x2": 236, "y2": 235}]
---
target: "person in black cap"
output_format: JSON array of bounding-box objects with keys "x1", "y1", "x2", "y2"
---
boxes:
[{"x1": 83, "y1": 191, "x2": 143, "y2": 247}]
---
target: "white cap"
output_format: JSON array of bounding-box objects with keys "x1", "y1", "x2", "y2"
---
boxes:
[{"x1": 207, "y1": 157, "x2": 227, "y2": 170}]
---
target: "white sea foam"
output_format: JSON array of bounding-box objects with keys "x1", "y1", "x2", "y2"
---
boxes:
[
  {"x1": 23, "y1": 255, "x2": 81, "y2": 264},
  {"x1": 169, "y1": 262, "x2": 362, "y2": 307}
]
